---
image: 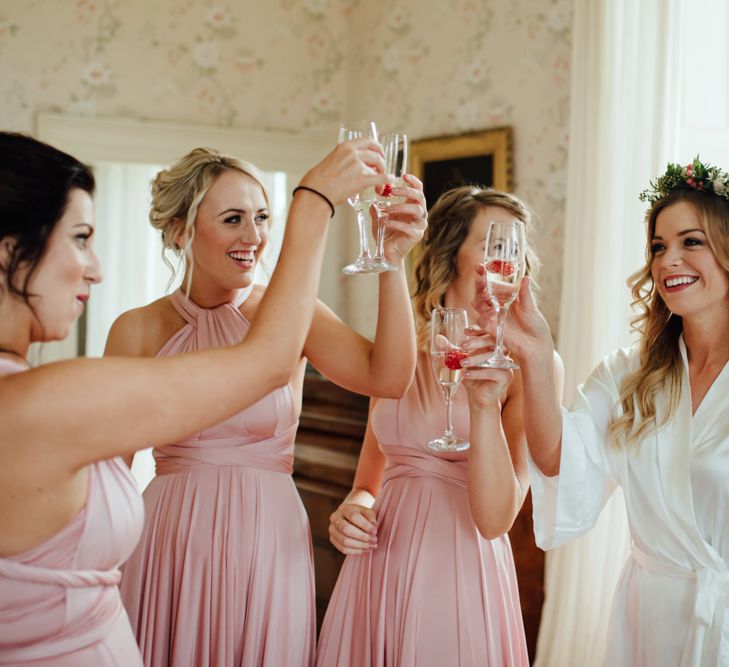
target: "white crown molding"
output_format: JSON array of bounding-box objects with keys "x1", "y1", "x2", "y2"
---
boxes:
[{"x1": 36, "y1": 113, "x2": 331, "y2": 174}]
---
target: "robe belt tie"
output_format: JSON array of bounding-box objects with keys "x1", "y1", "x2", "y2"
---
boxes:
[{"x1": 632, "y1": 545, "x2": 729, "y2": 665}]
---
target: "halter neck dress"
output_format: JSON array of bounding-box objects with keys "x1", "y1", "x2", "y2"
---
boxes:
[
  {"x1": 120, "y1": 288, "x2": 315, "y2": 667},
  {"x1": 316, "y1": 351, "x2": 529, "y2": 666}
]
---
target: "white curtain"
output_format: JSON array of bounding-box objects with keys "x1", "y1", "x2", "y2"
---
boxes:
[
  {"x1": 86, "y1": 162, "x2": 171, "y2": 358},
  {"x1": 533, "y1": 1, "x2": 683, "y2": 665}
]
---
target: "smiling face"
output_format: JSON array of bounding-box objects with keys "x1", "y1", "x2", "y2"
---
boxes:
[
  {"x1": 25, "y1": 188, "x2": 102, "y2": 342},
  {"x1": 651, "y1": 200, "x2": 729, "y2": 322},
  {"x1": 186, "y1": 169, "x2": 269, "y2": 295}
]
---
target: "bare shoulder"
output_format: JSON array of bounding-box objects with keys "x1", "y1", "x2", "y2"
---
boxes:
[{"x1": 105, "y1": 296, "x2": 184, "y2": 358}]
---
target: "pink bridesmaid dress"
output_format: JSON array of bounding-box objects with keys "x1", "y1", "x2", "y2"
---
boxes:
[
  {"x1": 316, "y1": 352, "x2": 529, "y2": 667},
  {"x1": 120, "y1": 288, "x2": 315, "y2": 667},
  {"x1": 0, "y1": 356, "x2": 144, "y2": 667}
]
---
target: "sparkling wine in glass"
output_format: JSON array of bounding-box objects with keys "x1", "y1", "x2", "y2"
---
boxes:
[
  {"x1": 338, "y1": 122, "x2": 390, "y2": 275},
  {"x1": 372, "y1": 132, "x2": 408, "y2": 272},
  {"x1": 428, "y1": 308, "x2": 470, "y2": 454},
  {"x1": 478, "y1": 219, "x2": 526, "y2": 369}
]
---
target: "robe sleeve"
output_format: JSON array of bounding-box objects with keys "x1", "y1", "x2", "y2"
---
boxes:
[{"x1": 529, "y1": 350, "x2": 629, "y2": 550}]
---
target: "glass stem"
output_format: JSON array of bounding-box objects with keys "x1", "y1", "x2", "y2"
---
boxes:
[
  {"x1": 445, "y1": 391, "x2": 455, "y2": 442},
  {"x1": 355, "y1": 207, "x2": 371, "y2": 259},
  {"x1": 375, "y1": 208, "x2": 387, "y2": 259},
  {"x1": 494, "y1": 305, "x2": 508, "y2": 358}
]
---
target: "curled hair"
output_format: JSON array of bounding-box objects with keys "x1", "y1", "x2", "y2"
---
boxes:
[
  {"x1": 411, "y1": 185, "x2": 540, "y2": 350},
  {"x1": 149, "y1": 147, "x2": 269, "y2": 291},
  {"x1": 0, "y1": 132, "x2": 94, "y2": 306},
  {"x1": 609, "y1": 188, "x2": 729, "y2": 446}
]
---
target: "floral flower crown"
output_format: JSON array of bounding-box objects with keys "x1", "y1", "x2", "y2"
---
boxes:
[{"x1": 639, "y1": 156, "x2": 729, "y2": 207}]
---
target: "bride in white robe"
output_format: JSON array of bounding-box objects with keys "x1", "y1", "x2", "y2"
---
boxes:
[{"x1": 469, "y1": 162, "x2": 729, "y2": 666}]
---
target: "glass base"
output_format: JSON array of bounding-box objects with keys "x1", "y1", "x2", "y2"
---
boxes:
[
  {"x1": 428, "y1": 437, "x2": 470, "y2": 454},
  {"x1": 476, "y1": 354, "x2": 519, "y2": 370},
  {"x1": 341, "y1": 256, "x2": 391, "y2": 274},
  {"x1": 376, "y1": 258, "x2": 400, "y2": 272}
]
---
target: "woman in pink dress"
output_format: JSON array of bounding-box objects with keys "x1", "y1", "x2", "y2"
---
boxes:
[
  {"x1": 108, "y1": 148, "x2": 427, "y2": 666},
  {"x1": 0, "y1": 132, "x2": 388, "y2": 666},
  {"x1": 317, "y1": 186, "x2": 563, "y2": 666}
]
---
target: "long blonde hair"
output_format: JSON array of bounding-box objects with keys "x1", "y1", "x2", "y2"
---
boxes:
[
  {"x1": 149, "y1": 147, "x2": 269, "y2": 291},
  {"x1": 411, "y1": 185, "x2": 539, "y2": 350},
  {"x1": 609, "y1": 188, "x2": 729, "y2": 446}
]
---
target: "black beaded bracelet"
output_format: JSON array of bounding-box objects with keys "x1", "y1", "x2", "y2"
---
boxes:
[{"x1": 292, "y1": 185, "x2": 336, "y2": 218}]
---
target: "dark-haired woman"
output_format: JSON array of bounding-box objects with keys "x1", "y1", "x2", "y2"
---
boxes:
[
  {"x1": 0, "y1": 131, "x2": 388, "y2": 666},
  {"x1": 483, "y1": 158, "x2": 729, "y2": 664}
]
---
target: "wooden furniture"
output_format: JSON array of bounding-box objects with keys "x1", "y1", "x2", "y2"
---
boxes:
[{"x1": 293, "y1": 371, "x2": 544, "y2": 662}]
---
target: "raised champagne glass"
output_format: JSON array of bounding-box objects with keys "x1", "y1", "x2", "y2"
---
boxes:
[
  {"x1": 428, "y1": 307, "x2": 470, "y2": 454},
  {"x1": 372, "y1": 132, "x2": 408, "y2": 271},
  {"x1": 479, "y1": 219, "x2": 526, "y2": 369},
  {"x1": 338, "y1": 122, "x2": 390, "y2": 274}
]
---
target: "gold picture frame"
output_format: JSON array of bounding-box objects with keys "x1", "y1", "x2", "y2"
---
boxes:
[{"x1": 410, "y1": 127, "x2": 513, "y2": 211}]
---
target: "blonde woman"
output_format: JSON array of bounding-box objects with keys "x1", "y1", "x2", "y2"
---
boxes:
[
  {"x1": 317, "y1": 187, "x2": 561, "y2": 666},
  {"x1": 108, "y1": 148, "x2": 427, "y2": 666},
  {"x1": 0, "y1": 132, "x2": 386, "y2": 666},
  {"x1": 486, "y1": 158, "x2": 729, "y2": 665}
]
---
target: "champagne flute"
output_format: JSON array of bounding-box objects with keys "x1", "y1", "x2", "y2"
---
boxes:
[
  {"x1": 428, "y1": 308, "x2": 470, "y2": 454},
  {"x1": 372, "y1": 132, "x2": 408, "y2": 271},
  {"x1": 478, "y1": 219, "x2": 526, "y2": 369},
  {"x1": 338, "y1": 122, "x2": 389, "y2": 274}
]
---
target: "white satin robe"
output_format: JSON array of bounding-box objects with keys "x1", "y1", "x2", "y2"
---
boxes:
[{"x1": 530, "y1": 338, "x2": 729, "y2": 666}]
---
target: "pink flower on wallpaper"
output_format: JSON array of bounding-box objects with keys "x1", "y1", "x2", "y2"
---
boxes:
[
  {"x1": 312, "y1": 90, "x2": 338, "y2": 114},
  {"x1": 206, "y1": 7, "x2": 233, "y2": 30},
  {"x1": 81, "y1": 62, "x2": 110, "y2": 87},
  {"x1": 465, "y1": 61, "x2": 490, "y2": 86},
  {"x1": 407, "y1": 43, "x2": 427, "y2": 63},
  {"x1": 388, "y1": 10, "x2": 409, "y2": 32},
  {"x1": 235, "y1": 51, "x2": 259, "y2": 70}
]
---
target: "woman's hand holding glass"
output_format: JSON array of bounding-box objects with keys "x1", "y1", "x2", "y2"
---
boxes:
[
  {"x1": 471, "y1": 273, "x2": 554, "y2": 367},
  {"x1": 377, "y1": 173, "x2": 428, "y2": 266},
  {"x1": 329, "y1": 503, "x2": 378, "y2": 555},
  {"x1": 460, "y1": 329, "x2": 514, "y2": 410},
  {"x1": 300, "y1": 135, "x2": 387, "y2": 211}
]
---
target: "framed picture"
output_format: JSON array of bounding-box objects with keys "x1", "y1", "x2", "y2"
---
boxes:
[{"x1": 410, "y1": 127, "x2": 513, "y2": 212}]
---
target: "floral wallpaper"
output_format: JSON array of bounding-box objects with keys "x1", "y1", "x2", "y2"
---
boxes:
[{"x1": 0, "y1": 0, "x2": 571, "y2": 332}]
